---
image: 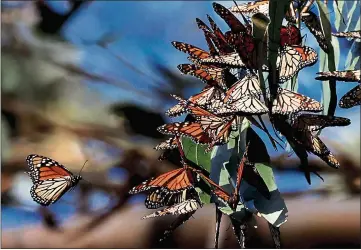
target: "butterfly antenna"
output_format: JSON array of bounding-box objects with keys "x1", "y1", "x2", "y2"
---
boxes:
[{"x1": 78, "y1": 160, "x2": 89, "y2": 176}]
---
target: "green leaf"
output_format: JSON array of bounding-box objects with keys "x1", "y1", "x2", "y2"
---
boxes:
[
  {"x1": 252, "y1": 13, "x2": 270, "y2": 104},
  {"x1": 268, "y1": 0, "x2": 290, "y2": 100},
  {"x1": 334, "y1": 0, "x2": 346, "y2": 31},
  {"x1": 181, "y1": 137, "x2": 212, "y2": 172},
  {"x1": 316, "y1": 0, "x2": 337, "y2": 119}
]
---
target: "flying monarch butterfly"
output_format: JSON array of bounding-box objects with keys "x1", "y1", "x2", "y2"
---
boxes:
[
  {"x1": 25, "y1": 154, "x2": 83, "y2": 206},
  {"x1": 339, "y1": 85, "x2": 361, "y2": 109},
  {"x1": 332, "y1": 30, "x2": 361, "y2": 40},
  {"x1": 301, "y1": 11, "x2": 329, "y2": 53},
  {"x1": 142, "y1": 199, "x2": 201, "y2": 219},
  {"x1": 272, "y1": 88, "x2": 323, "y2": 115},
  {"x1": 280, "y1": 23, "x2": 302, "y2": 46},
  {"x1": 315, "y1": 70, "x2": 361, "y2": 83},
  {"x1": 290, "y1": 114, "x2": 351, "y2": 132}
]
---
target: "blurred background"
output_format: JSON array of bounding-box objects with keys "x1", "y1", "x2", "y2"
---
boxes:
[{"x1": 1, "y1": 1, "x2": 360, "y2": 248}]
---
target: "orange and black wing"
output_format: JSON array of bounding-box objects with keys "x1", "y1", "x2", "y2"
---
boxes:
[{"x1": 26, "y1": 154, "x2": 78, "y2": 206}]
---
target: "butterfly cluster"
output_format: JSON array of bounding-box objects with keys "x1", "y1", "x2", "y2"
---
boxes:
[
  {"x1": 24, "y1": 1, "x2": 357, "y2": 248},
  {"x1": 126, "y1": 1, "x2": 352, "y2": 246}
]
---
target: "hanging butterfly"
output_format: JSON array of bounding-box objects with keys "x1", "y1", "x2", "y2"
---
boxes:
[
  {"x1": 224, "y1": 73, "x2": 263, "y2": 101},
  {"x1": 276, "y1": 45, "x2": 318, "y2": 83},
  {"x1": 332, "y1": 30, "x2": 361, "y2": 40},
  {"x1": 206, "y1": 14, "x2": 235, "y2": 53},
  {"x1": 315, "y1": 70, "x2": 360, "y2": 83},
  {"x1": 177, "y1": 63, "x2": 228, "y2": 89},
  {"x1": 229, "y1": 0, "x2": 269, "y2": 16},
  {"x1": 301, "y1": 11, "x2": 329, "y2": 53},
  {"x1": 157, "y1": 121, "x2": 213, "y2": 145},
  {"x1": 155, "y1": 137, "x2": 178, "y2": 151},
  {"x1": 280, "y1": 23, "x2": 302, "y2": 46},
  {"x1": 26, "y1": 154, "x2": 83, "y2": 206},
  {"x1": 196, "y1": 18, "x2": 232, "y2": 55},
  {"x1": 293, "y1": 129, "x2": 340, "y2": 169},
  {"x1": 290, "y1": 114, "x2": 351, "y2": 132},
  {"x1": 229, "y1": 0, "x2": 296, "y2": 23},
  {"x1": 142, "y1": 198, "x2": 201, "y2": 219},
  {"x1": 171, "y1": 41, "x2": 210, "y2": 61},
  {"x1": 200, "y1": 45, "x2": 318, "y2": 83},
  {"x1": 166, "y1": 88, "x2": 225, "y2": 117},
  {"x1": 272, "y1": 87, "x2": 323, "y2": 115},
  {"x1": 339, "y1": 85, "x2": 361, "y2": 109},
  {"x1": 212, "y1": 2, "x2": 252, "y2": 34}
]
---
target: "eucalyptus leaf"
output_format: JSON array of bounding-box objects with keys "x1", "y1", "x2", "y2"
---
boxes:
[
  {"x1": 268, "y1": 0, "x2": 290, "y2": 99},
  {"x1": 316, "y1": 0, "x2": 337, "y2": 119}
]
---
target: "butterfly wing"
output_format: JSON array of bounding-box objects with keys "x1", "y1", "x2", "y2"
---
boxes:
[
  {"x1": 301, "y1": 11, "x2": 329, "y2": 52},
  {"x1": 291, "y1": 114, "x2": 351, "y2": 132},
  {"x1": 213, "y1": 2, "x2": 248, "y2": 33},
  {"x1": 272, "y1": 88, "x2": 323, "y2": 114},
  {"x1": 277, "y1": 45, "x2": 318, "y2": 83},
  {"x1": 315, "y1": 70, "x2": 361, "y2": 83},
  {"x1": 26, "y1": 154, "x2": 78, "y2": 206},
  {"x1": 224, "y1": 73, "x2": 262, "y2": 102},
  {"x1": 142, "y1": 199, "x2": 200, "y2": 219},
  {"x1": 155, "y1": 137, "x2": 178, "y2": 150},
  {"x1": 200, "y1": 52, "x2": 246, "y2": 68},
  {"x1": 171, "y1": 41, "x2": 210, "y2": 60},
  {"x1": 339, "y1": 85, "x2": 361, "y2": 109}
]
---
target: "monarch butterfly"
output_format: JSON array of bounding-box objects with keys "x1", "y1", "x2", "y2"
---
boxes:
[
  {"x1": 207, "y1": 14, "x2": 235, "y2": 53},
  {"x1": 339, "y1": 85, "x2": 361, "y2": 109},
  {"x1": 224, "y1": 73, "x2": 263, "y2": 102},
  {"x1": 332, "y1": 30, "x2": 361, "y2": 40},
  {"x1": 157, "y1": 122, "x2": 213, "y2": 145},
  {"x1": 280, "y1": 23, "x2": 302, "y2": 46},
  {"x1": 166, "y1": 89, "x2": 225, "y2": 117},
  {"x1": 301, "y1": 11, "x2": 329, "y2": 53},
  {"x1": 272, "y1": 88, "x2": 323, "y2": 115},
  {"x1": 276, "y1": 45, "x2": 318, "y2": 83},
  {"x1": 144, "y1": 188, "x2": 200, "y2": 209},
  {"x1": 154, "y1": 137, "x2": 178, "y2": 151},
  {"x1": 197, "y1": 17, "x2": 234, "y2": 55},
  {"x1": 229, "y1": 0, "x2": 296, "y2": 23},
  {"x1": 200, "y1": 45, "x2": 318, "y2": 83},
  {"x1": 290, "y1": 114, "x2": 351, "y2": 132},
  {"x1": 293, "y1": 130, "x2": 340, "y2": 169},
  {"x1": 25, "y1": 154, "x2": 82, "y2": 206},
  {"x1": 171, "y1": 41, "x2": 210, "y2": 61},
  {"x1": 315, "y1": 70, "x2": 360, "y2": 83},
  {"x1": 229, "y1": 0, "x2": 269, "y2": 16},
  {"x1": 142, "y1": 199, "x2": 201, "y2": 219},
  {"x1": 212, "y1": 2, "x2": 251, "y2": 34},
  {"x1": 177, "y1": 64, "x2": 227, "y2": 89}
]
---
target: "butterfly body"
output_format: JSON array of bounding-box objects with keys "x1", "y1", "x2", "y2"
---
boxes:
[{"x1": 26, "y1": 154, "x2": 82, "y2": 206}]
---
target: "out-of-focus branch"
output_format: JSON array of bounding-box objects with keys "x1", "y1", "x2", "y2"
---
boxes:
[{"x1": 1, "y1": 198, "x2": 360, "y2": 248}]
